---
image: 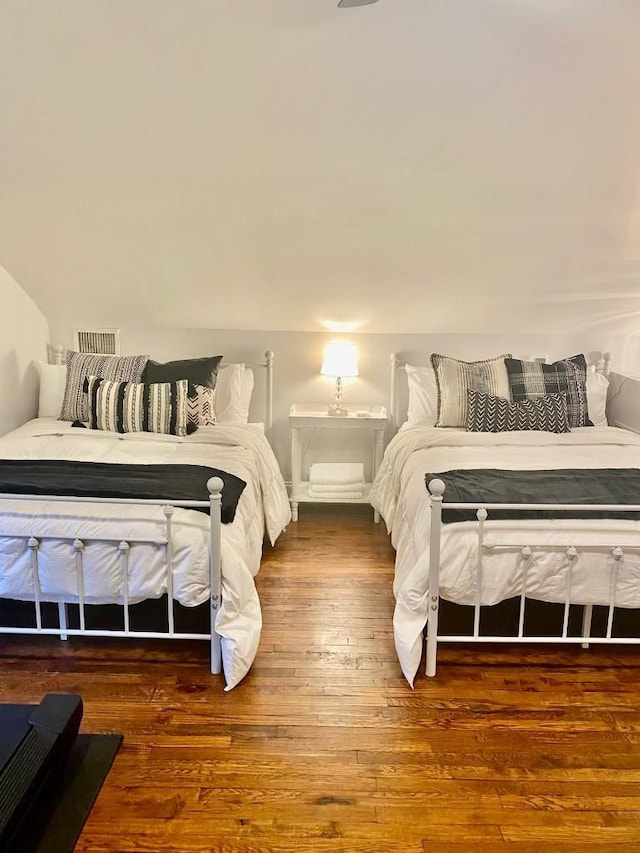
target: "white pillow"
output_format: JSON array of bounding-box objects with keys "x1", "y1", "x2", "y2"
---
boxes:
[
  {"x1": 586, "y1": 368, "x2": 609, "y2": 427},
  {"x1": 37, "y1": 361, "x2": 67, "y2": 418},
  {"x1": 405, "y1": 364, "x2": 438, "y2": 427},
  {"x1": 215, "y1": 363, "x2": 254, "y2": 423},
  {"x1": 239, "y1": 367, "x2": 254, "y2": 421}
]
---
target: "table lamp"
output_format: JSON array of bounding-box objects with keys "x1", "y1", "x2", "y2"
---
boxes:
[{"x1": 321, "y1": 341, "x2": 359, "y2": 416}]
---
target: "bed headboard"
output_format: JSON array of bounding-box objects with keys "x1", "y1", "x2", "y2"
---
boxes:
[
  {"x1": 389, "y1": 350, "x2": 612, "y2": 434},
  {"x1": 49, "y1": 344, "x2": 65, "y2": 365},
  {"x1": 48, "y1": 346, "x2": 275, "y2": 435}
]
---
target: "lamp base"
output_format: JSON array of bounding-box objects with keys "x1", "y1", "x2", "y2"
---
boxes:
[{"x1": 327, "y1": 405, "x2": 349, "y2": 417}]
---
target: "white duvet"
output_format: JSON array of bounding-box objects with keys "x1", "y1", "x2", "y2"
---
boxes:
[
  {"x1": 0, "y1": 418, "x2": 291, "y2": 690},
  {"x1": 370, "y1": 425, "x2": 640, "y2": 686}
]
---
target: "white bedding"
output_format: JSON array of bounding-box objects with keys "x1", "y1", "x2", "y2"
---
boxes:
[
  {"x1": 0, "y1": 418, "x2": 291, "y2": 690},
  {"x1": 370, "y1": 424, "x2": 640, "y2": 686}
]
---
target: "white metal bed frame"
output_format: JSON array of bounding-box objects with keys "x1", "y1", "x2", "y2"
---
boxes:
[
  {"x1": 0, "y1": 481, "x2": 226, "y2": 672},
  {"x1": 0, "y1": 349, "x2": 275, "y2": 678},
  {"x1": 425, "y1": 478, "x2": 640, "y2": 676},
  {"x1": 387, "y1": 351, "x2": 640, "y2": 676}
]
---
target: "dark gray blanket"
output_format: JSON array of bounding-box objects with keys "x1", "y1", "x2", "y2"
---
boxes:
[
  {"x1": 425, "y1": 468, "x2": 640, "y2": 524},
  {"x1": 0, "y1": 460, "x2": 246, "y2": 524}
]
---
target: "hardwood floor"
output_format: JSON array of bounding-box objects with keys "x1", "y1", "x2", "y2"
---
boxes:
[{"x1": 2, "y1": 504, "x2": 640, "y2": 852}]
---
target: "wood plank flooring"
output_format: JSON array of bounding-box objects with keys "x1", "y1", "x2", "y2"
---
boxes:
[{"x1": 2, "y1": 504, "x2": 640, "y2": 852}]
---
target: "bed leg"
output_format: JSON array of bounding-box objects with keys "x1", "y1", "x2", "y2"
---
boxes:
[
  {"x1": 58, "y1": 602, "x2": 69, "y2": 641},
  {"x1": 581, "y1": 604, "x2": 593, "y2": 649},
  {"x1": 210, "y1": 632, "x2": 222, "y2": 676},
  {"x1": 426, "y1": 614, "x2": 438, "y2": 677},
  {"x1": 425, "y1": 478, "x2": 445, "y2": 678},
  {"x1": 208, "y1": 477, "x2": 224, "y2": 677}
]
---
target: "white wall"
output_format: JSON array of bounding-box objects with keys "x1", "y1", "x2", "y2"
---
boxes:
[
  {"x1": 47, "y1": 322, "x2": 640, "y2": 478},
  {"x1": 0, "y1": 265, "x2": 49, "y2": 435}
]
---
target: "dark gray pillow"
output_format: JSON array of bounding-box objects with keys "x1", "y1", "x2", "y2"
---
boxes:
[
  {"x1": 142, "y1": 355, "x2": 223, "y2": 389},
  {"x1": 466, "y1": 390, "x2": 571, "y2": 434}
]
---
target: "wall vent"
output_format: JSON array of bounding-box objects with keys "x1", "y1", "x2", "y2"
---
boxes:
[{"x1": 74, "y1": 328, "x2": 120, "y2": 355}]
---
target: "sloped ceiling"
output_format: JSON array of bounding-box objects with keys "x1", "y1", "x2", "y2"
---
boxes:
[{"x1": 1, "y1": 0, "x2": 640, "y2": 333}]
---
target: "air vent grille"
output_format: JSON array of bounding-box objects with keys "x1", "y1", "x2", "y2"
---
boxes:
[{"x1": 74, "y1": 329, "x2": 120, "y2": 355}]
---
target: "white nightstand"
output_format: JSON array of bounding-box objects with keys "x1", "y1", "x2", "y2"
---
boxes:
[{"x1": 288, "y1": 403, "x2": 388, "y2": 522}]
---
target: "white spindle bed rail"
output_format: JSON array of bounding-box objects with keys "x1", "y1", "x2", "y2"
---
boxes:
[
  {"x1": 0, "y1": 477, "x2": 224, "y2": 673},
  {"x1": 425, "y1": 476, "x2": 640, "y2": 676}
]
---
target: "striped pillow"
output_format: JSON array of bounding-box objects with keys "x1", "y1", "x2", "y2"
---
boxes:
[
  {"x1": 59, "y1": 351, "x2": 149, "y2": 422},
  {"x1": 431, "y1": 353, "x2": 512, "y2": 428},
  {"x1": 85, "y1": 376, "x2": 189, "y2": 437}
]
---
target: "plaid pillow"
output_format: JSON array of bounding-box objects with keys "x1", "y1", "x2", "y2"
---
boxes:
[
  {"x1": 466, "y1": 390, "x2": 571, "y2": 434},
  {"x1": 505, "y1": 354, "x2": 592, "y2": 428}
]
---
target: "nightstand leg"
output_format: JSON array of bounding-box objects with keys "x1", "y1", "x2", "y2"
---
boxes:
[
  {"x1": 373, "y1": 428, "x2": 384, "y2": 524},
  {"x1": 291, "y1": 426, "x2": 302, "y2": 523}
]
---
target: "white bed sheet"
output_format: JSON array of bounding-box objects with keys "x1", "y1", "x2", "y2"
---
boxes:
[
  {"x1": 370, "y1": 425, "x2": 640, "y2": 686},
  {"x1": 0, "y1": 418, "x2": 291, "y2": 690}
]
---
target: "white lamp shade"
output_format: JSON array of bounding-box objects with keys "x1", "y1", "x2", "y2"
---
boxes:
[{"x1": 320, "y1": 341, "x2": 359, "y2": 378}]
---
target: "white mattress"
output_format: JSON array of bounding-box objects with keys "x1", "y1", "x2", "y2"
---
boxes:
[
  {"x1": 370, "y1": 424, "x2": 640, "y2": 686},
  {"x1": 0, "y1": 418, "x2": 291, "y2": 690}
]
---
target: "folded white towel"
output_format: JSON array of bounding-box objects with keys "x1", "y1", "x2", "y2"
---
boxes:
[
  {"x1": 309, "y1": 481, "x2": 365, "y2": 494},
  {"x1": 309, "y1": 487, "x2": 364, "y2": 499},
  {"x1": 309, "y1": 462, "x2": 365, "y2": 485}
]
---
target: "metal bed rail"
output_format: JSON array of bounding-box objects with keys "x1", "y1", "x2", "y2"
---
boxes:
[
  {"x1": 0, "y1": 477, "x2": 224, "y2": 675},
  {"x1": 426, "y1": 477, "x2": 640, "y2": 676}
]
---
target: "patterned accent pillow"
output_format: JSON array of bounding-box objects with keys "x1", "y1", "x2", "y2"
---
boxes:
[
  {"x1": 466, "y1": 390, "x2": 571, "y2": 434},
  {"x1": 431, "y1": 353, "x2": 512, "y2": 428},
  {"x1": 59, "y1": 351, "x2": 148, "y2": 422},
  {"x1": 504, "y1": 354, "x2": 592, "y2": 428},
  {"x1": 187, "y1": 385, "x2": 216, "y2": 430},
  {"x1": 85, "y1": 376, "x2": 189, "y2": 437}
]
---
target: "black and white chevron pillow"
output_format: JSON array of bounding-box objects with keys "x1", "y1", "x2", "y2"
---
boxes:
[
  {"x1": 466, "y1": 390, "x2": 571, "y2": 434},
  {"x1": 86, "y1": 376, "x2": 189, "y2": 437},
  {"x1": 187, "y1": 385, "x2": 216, "y2": 430}
]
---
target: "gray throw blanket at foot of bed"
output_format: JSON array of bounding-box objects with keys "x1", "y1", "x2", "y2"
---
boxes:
[
  {"x1": 426, "y1": 468, "x2": 640, "y2": 524},
  {"x1": 0, "y1": 460, "x2": 246, "y2": 524}
]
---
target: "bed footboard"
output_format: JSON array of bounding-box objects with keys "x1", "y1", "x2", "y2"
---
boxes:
[
  {"x1": 425, "y1": 477, "x2": 640, "y2": 676},
  {"x1": 0, "y1": 477, "x2": 224, "y2": 677}
]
